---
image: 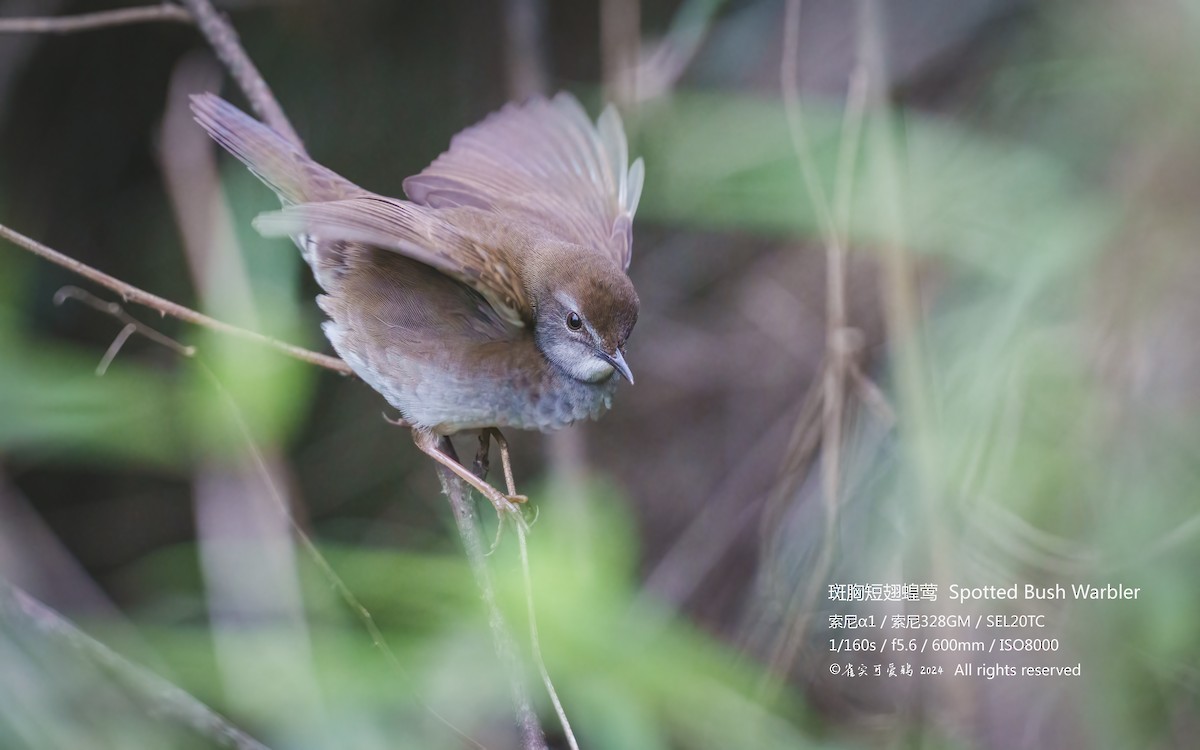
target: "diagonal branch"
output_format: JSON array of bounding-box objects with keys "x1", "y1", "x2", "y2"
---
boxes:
[
  {"x1": 177, "y1": 0, "x2": 301, "y2": 147},
  {"x1": 0, "y1": 4, "x2": 191, "y2": 33},
  {"x1": 0, "y1": 222, "x2": 352, "y2": 375}
]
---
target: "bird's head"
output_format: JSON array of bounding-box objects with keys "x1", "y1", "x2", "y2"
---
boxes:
[{"x1": 531, "y1": 251, "x2": 638, "y2": 385}]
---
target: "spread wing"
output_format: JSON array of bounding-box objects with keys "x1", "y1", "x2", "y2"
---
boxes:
[
  {"x1": 403, "y1": 92, "x2": 644, "y2": 270},
  {"x1": 253, "y1": 197, "x2": 531, "y2": 328},
  {"x1": 190, "y1": 93, "x2": 364, "y2": 205}
]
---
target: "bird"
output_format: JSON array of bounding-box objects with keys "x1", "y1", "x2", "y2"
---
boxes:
[{"x1": 190, "y1": 92, "x2": 644, "y2": 512}]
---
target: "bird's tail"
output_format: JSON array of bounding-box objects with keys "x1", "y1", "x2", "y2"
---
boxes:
[{"x1": 190, "y1": 93, "x2": 362, "y2": 205}]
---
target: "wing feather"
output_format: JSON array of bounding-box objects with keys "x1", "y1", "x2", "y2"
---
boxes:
[
  {"x1": 403, "y1": 93, "x2": 643, "y2": 269},
  {"x1": 190, "y1": 93, "x2": 362, "y2": 205},
  {"x1": 254, "y1": 198, "x2": 531, "y2": 328}
]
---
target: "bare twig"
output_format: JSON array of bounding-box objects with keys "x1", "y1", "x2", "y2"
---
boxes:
[
  {"x1": 0, "y1": 1, "x2": 298, "y2": 146},
  {"x1": 492, "y1": 444, "x2": 578, "y2": 750},
  {"x1": 436, "y1": 440, "x2": 549, "y2": 750},
  {"x1": 0, "y1": 4, "x2": 191, "y2": 34},
  {"x1": 55, "y1": 285, "x2": 197, "y2": 360},
  {"x1": 177, "y1": 0, "x2": 301, "y2": 147},
  {"x1": 515, "y1": 522, "x2": 579, "y2": 750},
  {"x1": 0, "y1": 581, "x2": 271, "y2": 750},
  {"x1": 0, "y1": 222, "x2": 351, "y2": 374}
]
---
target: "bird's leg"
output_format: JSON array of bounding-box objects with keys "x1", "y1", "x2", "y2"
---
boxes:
[
  {"x1": 484, "y1": 427, "x2": 518, "y2": 497},
  {"x1": 485, "y1": 428, "x2": 539, "y2": 535},
  {"x1": 473, "y1": 429, "x2": 528, "y2": 553},
  {"x1": 410, "y1": 428, "x2": 527, "y2": 514},
  {"x1": 472, "y1": 430, "x2": 492, "y2": 481}
]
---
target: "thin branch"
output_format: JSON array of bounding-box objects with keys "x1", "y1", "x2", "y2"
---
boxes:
[
  {"x1": 0, "y1": 222, "x2": 351, "y2": 375},
  {"x1": 0, "y1": 1, "x2": 299, "y2": 147},
  {"x1": 0, "y1": 4, "x2": 191, "y2": 34},
  {"x1": 55, "y1": 285, "x2": 197, "y2": 359},
  {"x1": 493, "y1": 439, "x2": 578, "y2": 750},
  {"x1": 436, "y1": 440, "x2": 549, "y2": 750},
  {"x1": 177, "y1": 0, "x2": 301, "y2": 147},
  {"x1": 0, "y1": 580, "x2": 271, "y2": 750},
  {"x1": 515, "y1": 522, "x2": 579, "y2": 750}
]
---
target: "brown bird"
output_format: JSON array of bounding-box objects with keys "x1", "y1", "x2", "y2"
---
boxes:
[{"x1": 191, "y1": 92, "x2": 643, "y2": 511}]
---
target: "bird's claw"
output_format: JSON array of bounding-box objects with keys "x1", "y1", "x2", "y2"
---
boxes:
[
  {"x1": 381, "y1": 411, "x2": 410, "y2": 427},
  {"x1": 486, "y1": 493, "x2": 526, "y2": 515},
  {"x1": 485, "y1": 494, "x2": 532, "y2": 555}
]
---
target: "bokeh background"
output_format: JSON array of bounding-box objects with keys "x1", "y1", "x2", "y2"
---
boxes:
[{"x1": 2, "y1": 0, "x2": 1199, "y2": 748}]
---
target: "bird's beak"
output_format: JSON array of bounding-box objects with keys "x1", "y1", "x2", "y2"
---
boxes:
[{"x1": 600, "y1": 348, "x2": 635, "y2": 384}]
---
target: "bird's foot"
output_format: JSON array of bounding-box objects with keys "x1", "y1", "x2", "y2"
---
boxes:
[
  {"x1": 412, "y1": 428, "x2": 527, "y2": 525},
  {"x1": 381, "y1": 411, "x2": 411, "y2": 428},
  {"x1": 481, "y1": 487, "x2": 527, "y2": 515}
]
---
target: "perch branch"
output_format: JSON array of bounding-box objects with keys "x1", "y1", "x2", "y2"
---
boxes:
[
  {"x1": 515, "y1": 521, "x2": 579, "y2": 750},
  {"x1": 436, "y1": 439, "x2": 549, "y2": 750},
  {"x1": 0, "y1": 222, "x2": 351, "y2": 374}
]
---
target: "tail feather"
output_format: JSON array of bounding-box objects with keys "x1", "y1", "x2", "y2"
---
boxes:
[{"x1": 189, "y1": 93, "x2": 362, "y2": 204}]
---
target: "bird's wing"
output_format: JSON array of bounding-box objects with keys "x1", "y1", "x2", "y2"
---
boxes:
[
  {"x1": 254, "y1": 197, "x2": 532, "y2": 328},
  {"x1": 190, "y1": 93, "x2": 364, "y2": 204},
  {"x1": 402, "y1": 92, "x2": 644, "y2": 270}
]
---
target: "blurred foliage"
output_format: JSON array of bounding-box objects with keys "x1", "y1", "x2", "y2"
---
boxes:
[{"x1": 2, "y1": 1, "x2": 1200, "y2": 749}]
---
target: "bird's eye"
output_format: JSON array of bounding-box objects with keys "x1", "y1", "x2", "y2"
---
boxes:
[{"x1": 566, "y1": 312, "x2": 583, "y2": 331}]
